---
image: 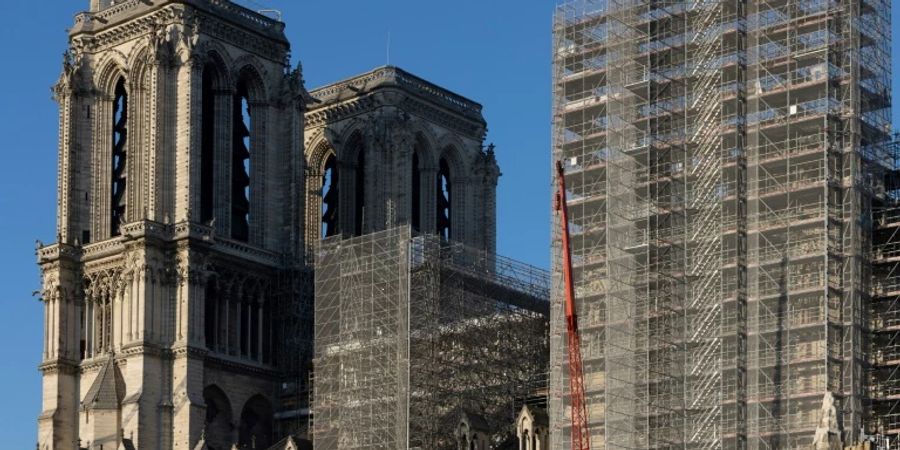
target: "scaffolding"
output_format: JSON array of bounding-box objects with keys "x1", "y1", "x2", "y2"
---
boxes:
[
  {"x1": 746, "y1": 0, "x2": 892, "y2": 447},
  {"x1": 552, "y1": 0, "x2": 891, "y2": 449},
  {"x1": 312, "y1": 226, "x2": 550, "y2": 450},
  {"x1": 869, "y1": 136, "x2": 900, "y2": 442}
]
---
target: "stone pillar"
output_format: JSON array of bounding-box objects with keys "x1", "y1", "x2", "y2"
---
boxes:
[
  {"x1": 37, "y1": 245, "x2": 82, "y2": 450},
  {"x1": 171, "y1": 257, "x2": 207, "y2": 450}
]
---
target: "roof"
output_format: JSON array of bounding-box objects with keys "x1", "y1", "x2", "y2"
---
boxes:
[
  {"x1": 81, "y1": 354, "x2": 124, "y2": 411},
  {"x1": 519, "y1": 405, "x2": 549, "y2": 426},
  {"x1": 307, "y1": 66, "x2": 485, "y2": 123}
]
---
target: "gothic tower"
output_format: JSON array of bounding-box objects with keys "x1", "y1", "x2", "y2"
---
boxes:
[
  {"x1": 37, "y1": 1, "x2": 307, "y2": 449},
  {"x1": 303, "y1": 66, "x2": 500, "y2": 257},
  {"x1": 39, "y1": 2, "x2": 503, "y2": 450}
]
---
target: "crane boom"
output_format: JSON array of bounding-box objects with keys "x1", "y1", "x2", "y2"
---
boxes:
[{"x1": 555, "y1": 160, "x2": 591, "y2": 450}]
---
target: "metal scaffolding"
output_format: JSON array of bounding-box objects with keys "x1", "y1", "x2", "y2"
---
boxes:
[
  {"x1": 552, "y1": 0, "x2": 892, "y2": 449},
  {"x1": 312, "y1": 227, "x2": 550, "y2": 450}
]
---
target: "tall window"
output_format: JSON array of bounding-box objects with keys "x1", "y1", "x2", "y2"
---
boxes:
[
  {"x1": 437, "y1": 158, "x2": 451, "y2": 240},
  {"x1": 111, "y1": 77, "x2": 128, "y2": 236},
  {"x1": 411, "y1": 151, "x2": 421, "y2": 231},
  {"x1": 200, "y1": 65, "x2": 216, "y2": 224},
  {"x1": 322, "y1": 154, "x2": 338, "y2": 237},
  {"x1": 204, "y1": 280, "x2": 217, "y2": 350},
  {"x1": 231, "y1": 81, "x2": 251, "y2": 241},
  {"x1": 354, "y1": 148, "x2": 366, "y2": 235}
]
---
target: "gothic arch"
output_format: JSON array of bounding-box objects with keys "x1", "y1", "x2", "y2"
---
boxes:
[
  {"x1": 435, "y1": 134, "x2": 470, "y2": 177},
  {"x1": 196, "y1": 39, "x2": 236, "y2": 84},
  {"x1": 307, "y1": 138, "x2": 337, "y2": 173},
  {"x1": 232, "y1": 56, "x2": 268, "y2": 103},
  {"x1": 125, "y1": 46, "x2": 153, "y2": 91},
  {"x1": 94, "y1": 55, "x2": 128, "y2": 98},
  {"x1": 334, "y1": 120, "x2": 367, "y2": 162},
  {"x1": 408, "y1": 122, "x2": 439, "y2": 169},
  {"x1": 202, "y1": 49, "x2": 234, "y2": 91},
  {"x1": 238, "y1": 394, "x2": 273, "y2": 449},
  {"x1": 203, "y1": 385, "x2": 234, "y2": 449}
]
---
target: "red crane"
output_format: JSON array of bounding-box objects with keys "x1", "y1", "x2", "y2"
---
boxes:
[{"x1": 555, "y1": 160, "x2": 591, "y2": 450}]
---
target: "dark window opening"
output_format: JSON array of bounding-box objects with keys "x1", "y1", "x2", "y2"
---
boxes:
[
  {"x1": 354, "y1": 148, "x2": 366, "y2": 235},
  {"x1": 200, "y1": 66, "x2": 216, "y2": 224},
  {"x1": 231, "y1": 81, "x2": 251, "y2": 241},
  {"x1": 411, "y1": 151, "x2": 421, "y2": 231},
  {"x1": 322, "y1": 155, "x2": 338, "y2": 238},
  {"x1": 204, "y1": 281, "x2": 217, "y2": 350},
  {"x1": 111, "y1": 77, "x2": 128, "y2": 236},
  {"x1": 240, "y1": 301, "x2": 249, "y2": 357},
  {"x1": 79, "y1": 308, "x2": 86, "y2": 360},
  {"x1": 239, "y1": 396, "x2": 273, "y2": 449},
  {"x1": 262, "y1": 305, "x2": 272, "y2": 364},
  {"x1": 437, "y1": 158, "x2": 451, "y2": 240},
  {"x1": 250, "y1": 302, "x2": 260, "y2": 361}
]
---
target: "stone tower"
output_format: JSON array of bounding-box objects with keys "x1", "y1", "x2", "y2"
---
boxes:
[
  {"x1": 38, "y1": 2, "x2": 502, "y2": 450},
  {"x1": 303, "y1": 66, "x2": 499, "y2": 257},
  {"x1": 37, "y1": 1, "x2": 307, "y2": 449}
]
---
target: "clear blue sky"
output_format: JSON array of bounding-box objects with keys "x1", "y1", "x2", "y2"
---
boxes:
[{"x1": 0, "y1": 0, "x2": 555, "y2": 446}]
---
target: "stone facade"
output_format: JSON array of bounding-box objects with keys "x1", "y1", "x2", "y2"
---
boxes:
[
  {"x1": 37, "y1": 1, "x2": 498, "y2": 450},
  {"x1": 304, "y1": 66, "x2": 499, "y2": 258}
]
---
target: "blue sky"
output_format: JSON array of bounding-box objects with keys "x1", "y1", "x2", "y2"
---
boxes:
[{"x1": 0, "y1": 0, "x2": 554, "y2": 446}]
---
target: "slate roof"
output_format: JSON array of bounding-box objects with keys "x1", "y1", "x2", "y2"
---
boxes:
[{"x1": 81, "y1": 354, "x2": 124, "y2": 411}]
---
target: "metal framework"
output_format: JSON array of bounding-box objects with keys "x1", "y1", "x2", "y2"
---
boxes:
[
  {"x1": 312, "y1": 227, "x2": 550, "y2": 450},
  {"x1": 552, "y1": 0, "x2": 892, "y2": 448}
]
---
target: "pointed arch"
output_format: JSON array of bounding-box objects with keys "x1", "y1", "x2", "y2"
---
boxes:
[
  {"x1": 305, "y1": 136, "x2": 340, "y2": 241},
  {"x1": 435, "y1": 134, "x2": 470, "y2": 177},
  {"x1": 110, "y1": 76, "x2": 129, "y2": 236},
  {"x1": 197, "y1": 40, "x2": 236, "y2": 88},
  {"x1": 93, "y1": 52, "x2": 128, "y2": 98},
  {"x1": 239, "y1": 394, "x2": 273, "y2": 449},
  {"x1": 407, "y1": 121, "x2": 439, "y2": 169},
  {"x1": 232, "y1": 58, "x2": 268, "y2": 103},
  {"x1": 203, "y1": 385, "x2": 234, "y2": 449}
]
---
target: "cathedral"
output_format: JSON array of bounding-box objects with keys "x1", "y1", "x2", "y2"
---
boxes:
[{"x1": 36, "y1": 1, "x2": 541, "y2": 449}]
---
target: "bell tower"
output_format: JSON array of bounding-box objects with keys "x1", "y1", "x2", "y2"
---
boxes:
[{"x1": 38, "y1": 1, "x2": 309, "y2": 449}]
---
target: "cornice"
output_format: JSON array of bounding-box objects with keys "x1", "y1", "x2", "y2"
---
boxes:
[
  {"x1": 38, "y1": 359, "x2": 80, "y2": 375},
  {"x1": 70, "y1": 2, "x2": 288, "y2": 65},
  {"x1": 38, "y1": 220, "x2": 285, "y2": 272},
  {"x1": 306, "y1": 89, "x2": 485, "y2": 141},
  {"x1": 72, "y1": 0, "x2": 287, "y2": 43},
  {"x1": 307, "y1": 66, "x2": 486, "y2": 137},
  {"x1": 204, "y1": 354, "x2": 281, "y2": 379}
]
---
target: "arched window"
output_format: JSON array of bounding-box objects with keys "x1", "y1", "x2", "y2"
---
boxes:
[
  {"x1": 200, "y1": 65, "x2": 216, "y2": 224},
  {"x1": 437, "y1": 158, "x2": 452, "y2": 240},
  {"x1": 204, "y1": 280, "x2": 217, "y2": 350},
  {"x1": 322, "y1": 154, "x2": 338, "y2": 238},
  {"x1": 203, "y1": 385, "x2": 233, "y2": 450},
  {"x1": 111, "y1": 77, "x2": 128, "y2": 236},
  {"x1": 354, "y1": 147, "x2": 366, "y2": 235},
  {"x1": 411, "y1": 150, "x2": 421, "y2": 231},
  {"x1": 231, "y1": 80, "x2": 251, "y2": 242},
  {"x1": 239, "y1": 395, "x2": 273, "y2": 449}
]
